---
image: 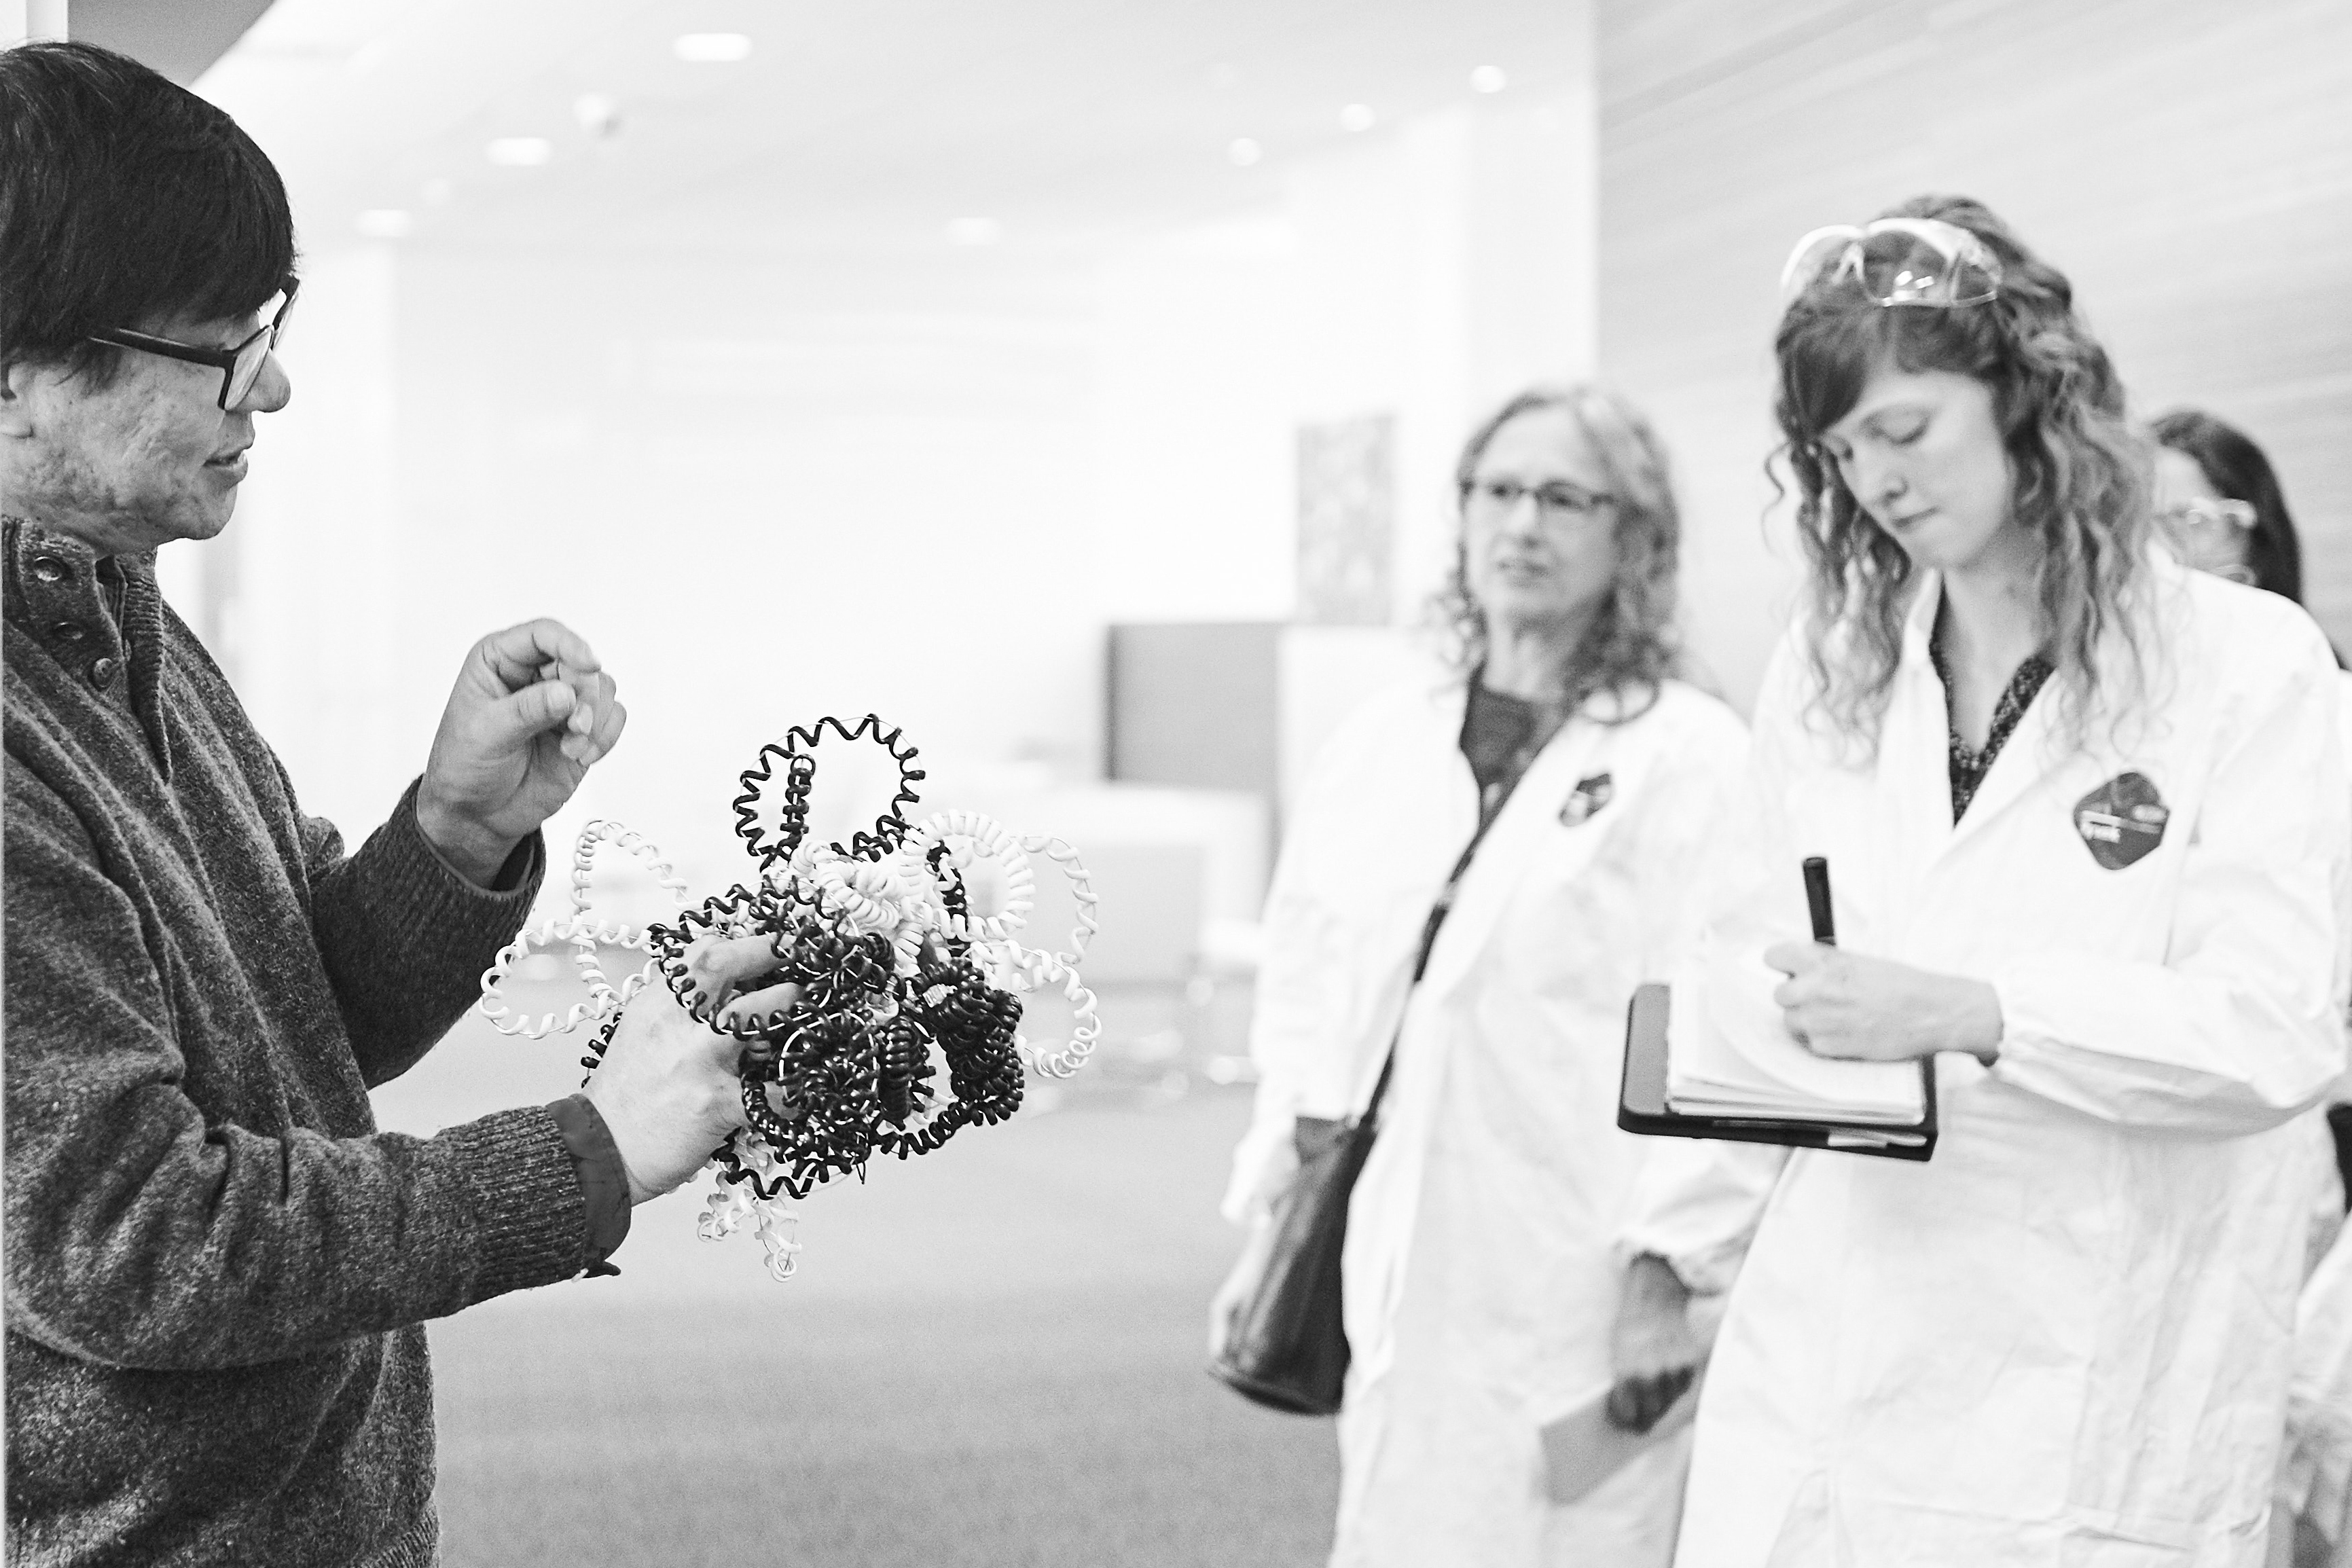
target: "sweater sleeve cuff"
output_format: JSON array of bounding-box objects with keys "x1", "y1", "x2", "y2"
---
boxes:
[
  {"x1": 421, "y1": 830, "x2": 539, "y2": 894},
  {"x1": 396, "y1": 778, "x2": 546, "y2": 897},
  {"x1": 435, "y1": 1106, "x2": 604, "y2": 1302},
  {"x1": 549, "y1": 1094, "x2": 632, "y2": 1275}
]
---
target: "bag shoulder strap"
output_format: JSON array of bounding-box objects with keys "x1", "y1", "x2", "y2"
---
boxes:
[{"x1": 1358, "y1": 788, "x2": 1514, "y2": 1129}]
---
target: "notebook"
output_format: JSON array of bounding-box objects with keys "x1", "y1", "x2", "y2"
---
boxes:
[{"x1": 1618, "y1": 983, "x2": 1937, "y2": 1161}]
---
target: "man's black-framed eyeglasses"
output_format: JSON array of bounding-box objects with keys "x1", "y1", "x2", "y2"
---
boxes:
[{"x1": 87, "y1": 281, "x2": 299, "y2": 410}]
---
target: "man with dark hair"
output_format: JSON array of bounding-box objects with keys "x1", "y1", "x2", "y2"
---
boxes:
[{"x1": 2, "y1": 41, "x2": 757, "y2": 1566}]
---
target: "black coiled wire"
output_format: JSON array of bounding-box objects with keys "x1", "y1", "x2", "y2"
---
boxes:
[
  {"x1": 731, "y1": 714, "x2": 926, "y2": 868},
  {"x1": 583, "y1": 717, "x2": 1025, "y2": 1204}
]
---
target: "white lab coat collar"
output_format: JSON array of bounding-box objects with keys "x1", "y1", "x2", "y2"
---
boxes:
[
  {"x1": 1417, "y1": 712, "x2": 1614, "y2": 1000},
  {"x1": 1861, "y1": 570, "x2": 2074, "y2": 953},
  {"x1": 1896, "y1": 553, "x2": 2188, "y2": 868},
  {"x1": 1889, "y1": 570, "x2": 2075, "y2": 859}
]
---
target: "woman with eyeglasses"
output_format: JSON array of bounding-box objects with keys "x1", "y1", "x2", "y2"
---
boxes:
[
  {"x1": 1617, "y1": 197, "x2": 2349, "y2": 1565},
  {"x1": 2148, "y1": 409, "x2": 2352, "y2": 1567},
  {"x1": 1209, "y1": 385, "x2": 1750, "y2": 1565},
  {"x1": 2150, "y1": 409, "x2": 2350, "y2": 1209},
  {"x1": 2150, "y1": 409, "x2": 2312, "y2": 601}
]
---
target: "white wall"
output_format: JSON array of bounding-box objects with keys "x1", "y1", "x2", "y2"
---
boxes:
[
  {"x1": 219, "y1": 245, "x2": 1106, "y2": 898},
  {"x1": 1083, "y1": 0, "x2": 1598, "y2": 640},
  {"x1": 6, "y1": 0, "x2": 71, "y2": 48},
  {"x1": 196, "y1": 244, "x2": 405, "y2": 837},
  {"x1": 408, "y1": 251, "x2": 1103, "y2": 888},
  {"x1": 1079, "y1": 56, "x2": 1603, "y2": 810},
  {"x1": 1088, "y1": 213, "x2": 1297, "y2": 625},
  {"x1": 207, "y1": 11, "x2": 1602, "y2": 888},
  {"x1": 1281, "y1": 87, "x2": 1599, "y2": 624}
]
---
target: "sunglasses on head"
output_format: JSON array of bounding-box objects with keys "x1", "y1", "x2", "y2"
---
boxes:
[{"x1": 1779, "y1": 219, "x2": 2002, "y2": 308}]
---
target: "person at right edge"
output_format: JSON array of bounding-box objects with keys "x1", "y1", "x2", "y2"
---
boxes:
[
  {"x1": 2146, "y1": 408, "x2": 2352, "y2": 1568},
  {"x1": 1611, "y1": 196, "x2": 2350, "y2": 1565}
]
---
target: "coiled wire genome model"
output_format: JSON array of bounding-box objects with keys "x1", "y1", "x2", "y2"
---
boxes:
[{"x1": 474, "y1": 715, "x2": 1102, "y2": 1281}]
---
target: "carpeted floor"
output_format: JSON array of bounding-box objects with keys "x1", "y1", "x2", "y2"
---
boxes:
[{"x1": 376, "y1": 1014, "x2": 1337, "y2": 1567}]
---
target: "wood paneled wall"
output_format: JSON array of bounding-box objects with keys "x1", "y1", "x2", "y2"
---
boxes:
[{"x1": 1597, "y1": 0, "x2": 2352, "y2": 707}]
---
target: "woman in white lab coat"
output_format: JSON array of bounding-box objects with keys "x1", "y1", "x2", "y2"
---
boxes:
[
  {"x1": 1621, "y1": 196, "x2": 2351, "y2": 1567},
  {"x1": 2147, "y1": 409, "x2": 2352, "y2": 1568},
  {"x1": 1206, "y1": 384, "x2": 1748, "y2": 1565}
]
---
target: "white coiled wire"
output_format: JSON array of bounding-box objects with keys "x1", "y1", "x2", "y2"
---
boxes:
[
  {"x1": 994, "y1": 945, "x2": 1104, "y2": 1080},
  {"x1": 696, "y1": 1132, "x2": 804, "y2": 1283},
  {"x1": 790, "y1": 846, "x2": 930, "y2": 974},
  {"x1": 475, "y1": 818, "x2": 689, "y2": 1038},
  {"x1": 894, "y1": 810, "x2": 1036, "y2": 945}
]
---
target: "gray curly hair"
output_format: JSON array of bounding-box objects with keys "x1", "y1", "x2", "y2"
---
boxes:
[{"x1": 1430, "y1": 382, "x2": 1684, "y2": 723}]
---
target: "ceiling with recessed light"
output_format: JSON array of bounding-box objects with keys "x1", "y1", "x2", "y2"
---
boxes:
[
  {"x1": 67, "y1": 0, "x2": 274, "y2": 82},
  {"x1": 196, "y1": 0, "x2": 1588, "y2": 257}
]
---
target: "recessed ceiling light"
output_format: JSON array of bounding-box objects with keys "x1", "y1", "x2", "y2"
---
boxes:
[
  {"x1": 674, "y1": 33, "x2": 752, "y2": 63},
  {"x1": 946, "y1": 217, "x2": 1003, "y2": 247},
  {"x1": 575, "y1": 92, "x2": 622, "y2": 137},
  {"x1": 421, "y1": 178, "x2": 454, "y2": 206},
  {"x1": 1339, "y1": 103, "x2": 1375, "y2": 132},
  {"x1": 356, "y1": 209, "x2": 413, "y2": 240},
  {"x1": 1228, "y1": 137, "x2": 1263, "y2": 167},
  {"x1": 486, "y1": 137, "x2": 554, "y2": 168},
  {"x1": 1470, "y1": 65, "x2": 1508, "y2": 94}
]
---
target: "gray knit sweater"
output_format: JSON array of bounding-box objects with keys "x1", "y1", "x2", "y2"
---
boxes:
[{"x1": 3, "y1": 517, "x2": 607, "y2": 1565}]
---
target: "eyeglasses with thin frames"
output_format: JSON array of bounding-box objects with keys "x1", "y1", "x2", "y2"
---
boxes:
[
  {"x1": 1462, "y1": 475, "x2": 1617, "y2": 526},
  {"x1": 86, "y1": 281, "x2": 299, "y2": 411},
  {"x1": 2154, "y1": 497, "x2": 2256, "y2": 535}
]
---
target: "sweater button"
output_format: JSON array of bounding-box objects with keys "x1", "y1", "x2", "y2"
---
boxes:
[
  {"x1": 90, "y1": 656, "x2": 120, "y2": 689},
  {"x1": 30, "y1": 555, "x2": 69, "y2": 585},
  {"x1": 52, "y1": 621, "x2": 86, "y2": 643}
]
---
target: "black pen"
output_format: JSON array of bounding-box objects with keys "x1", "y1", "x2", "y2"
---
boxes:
[{"x1": 1802, "y1": 856, "x2": 1837, "y2": 947}]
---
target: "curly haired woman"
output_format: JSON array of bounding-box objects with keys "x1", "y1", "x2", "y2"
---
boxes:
[
  {"x1": 1211, "y1": 384, "x2": 1749, "y2": 1565},
  {"x1": 1623, "y1": 196, "x2": 2350, "y2": 1567}
]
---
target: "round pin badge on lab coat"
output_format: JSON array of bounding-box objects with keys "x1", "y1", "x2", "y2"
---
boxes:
[
  {"x1": 2072, "y1": 771, "x2": 2168, "y2": 870},
  {"x1": 1559, "y1": 773, "x2": 1614, "y2": 827}
]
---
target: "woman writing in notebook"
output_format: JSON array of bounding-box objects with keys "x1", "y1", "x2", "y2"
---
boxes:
[
  {"x1": 1210, "y1": 385, "x2": 1748, "y2": 1565},
  {"x1": 1619, "y1": 197, "x2": 2350, "y2": 1565}
]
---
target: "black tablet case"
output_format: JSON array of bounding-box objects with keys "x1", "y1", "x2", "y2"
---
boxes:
[{"x1": 1616, "y1": 983, "x2": 1938, "y2": 1162}]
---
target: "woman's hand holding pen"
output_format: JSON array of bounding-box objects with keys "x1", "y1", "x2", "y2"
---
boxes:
[{"x1": 1764, "y1": 943, "x2": 2004, "y2": 1065}]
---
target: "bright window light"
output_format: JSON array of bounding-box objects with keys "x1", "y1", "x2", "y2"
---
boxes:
[
  {"x1": 486, "y1": 137, "x2": 554, "y2": 167},
  {"x1": 356, "y1": 209, "x2": 414, "y2": 239},
  {"x1": 1470, "y1": 65, "x2": 1508, "y2": 94},
  {"x1": 1228, "y1": 137, "x2": 1263, "y2": 167},
  {"x1": 674, "y1": 33, "x2": 753, "y2": 63}
]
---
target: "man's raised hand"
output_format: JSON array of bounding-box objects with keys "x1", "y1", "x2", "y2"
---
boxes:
[{"x1": 418, "y1": 619, "x2": 626, "y2": 885}]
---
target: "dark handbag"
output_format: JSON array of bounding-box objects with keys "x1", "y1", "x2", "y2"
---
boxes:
[
  {"x1": 1206, "y1": 1101, "x2": 1384, "y2": 1415},
  {"x1": 1208, "y1": 812, "x2": 1499, "y2": 1415}
]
